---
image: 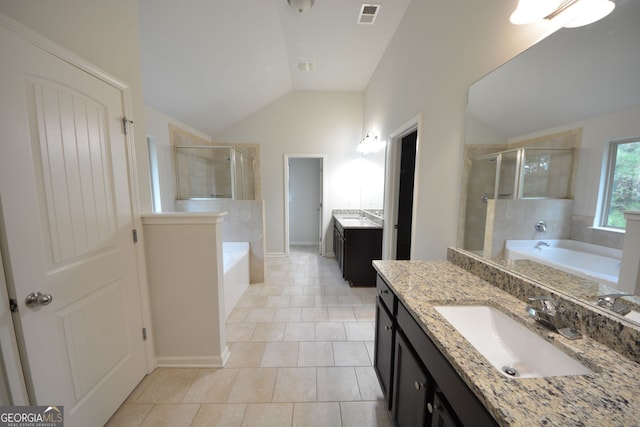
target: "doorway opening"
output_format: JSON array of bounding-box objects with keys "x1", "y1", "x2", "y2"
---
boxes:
[
  {"x1": 383, "y1": 116, "x2": 421, "y2": 260},
  {"x1": 284, "y1": 155, "x2": 327, "y2": 256}
]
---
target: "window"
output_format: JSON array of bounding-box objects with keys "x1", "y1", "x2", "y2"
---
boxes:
[{"x1": 600, "y1": 139, "x2": 640, "y2": 229}]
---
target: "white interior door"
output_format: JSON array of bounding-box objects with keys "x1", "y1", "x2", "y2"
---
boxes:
[{"x1": 0, "y1": 24, "x2": 146, "y2": 426}]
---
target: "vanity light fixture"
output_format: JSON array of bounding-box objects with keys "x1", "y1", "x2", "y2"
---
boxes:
[
  {"x1": 510, "y1": 0, "x2": 615, "y2": 28},
  {"x1": 287, "y1": 0, "x2": 314, "y2": 14},
  {"x1": 358, "y1": 131, "x2": 385, "y2": 154}
]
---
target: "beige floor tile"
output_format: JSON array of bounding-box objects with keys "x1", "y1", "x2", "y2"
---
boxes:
[
  {"x1": 280, "y1": 286, "x2": 305, "y2": 296},
  {"x1": 265, "y1": 295, "x2": 291, "y2": 307},
  {"x1": 226, "y1": 323, "x2": 257, "y2": 342},
  {"x1": 182, "y1": 368, "x2": 239, "y2": 403},
  {"x1": 365, "y1": 341, "x2": 375, "y2": 363},
  {"x1": 226, "y1": 343, "x2": 265, "y2": 368},
  {"x1": 139, "y1": 403, "x2": 199, "y2": 427},
  {"x1": 236, "y1": 295, "x2": 268, "y2": 308},
  {"x1": 333, "y1": 342, "x2": 371, "y2": 367},
  {"x1": 261, "y1": 342, "x2": 299, "y2": 367},
  {"x1": 303, "y1": 285, "x2": 324, "y2": 295},
  {"x1": 190, "y1": 404, "x2": 247, "y2": 427},
  {"x1": 338, "y1": 295, "x2": 363, "y2": 306},
  {"x1": 125, "y1": 370, "x2": 160, "y2": 402},
  {"x1": 105, "y1": 403, "x2": 153, "y2": 427},
  {"x1": 284, "y1": 322, "x2": 315, "y2": 341},
  {"x1": 273, "y1": 307, "x2": 302, "y2": 322},
  {"x1": 251, "y1": 322, "x2": 285, "y2": 341},
  {"x1": 354, "y1": 307, "x2": 376, "y2": 321},
  {"x1": 241, "y1": 403, "x2": 293, "y2": 427},
  {"x1": 355, "y1": 367, "x2": 384, "y2": 401},
  {"x1": 298, "y1": 341, "x2": 334, "y2": 367},
  {"x1": 135, "y1": 368, "x2": 200, "y2": 403},
  {"x1": 344, "y1": 322, "x2": 375, "y2": 341},
  {"x1": 314, "y1": 322, "x2": 346, "y2": 341},
  {"x1": 272, "y1": 367, "x2": 317, "y2": 402},
  {"x1": 290, "y1": 295, "x2": 315, "y2": 307},
  {"x1": 244, "y1": 308, "x2": 276, "y2": 322},
  {"x1": 258, "y1": 285, "x2": 283, "y2": 296},
  {"x1": 314, "y1": 295, "x2": 338, "y2": 306},
  {"x1": 340, "y1": 401, "x2": 392, "y2": 427},
  {"x1": 317, "y1": 367, "x2": 361, "y2": 401},
  {"x1": 227, "y1": 308, "x2": 250, "y2": 323},
  {"x1": 242, "y1": 286, "x2": 262, "y2": 296},
  {"x1": 301, "y1": 307, "x2": 329, "y2": 322},
  {"x1": 292, "y1": 402, "x2": 342, "y2": 427},
  {"x1": 328, "y1": 307, "x2": 356, "y2": 321},
  {"x1": 227, "y1": 368, "x2": 277, "y2": 403}
]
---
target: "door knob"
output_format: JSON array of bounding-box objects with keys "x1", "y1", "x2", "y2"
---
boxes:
[{"x1": 25, "y1": 291, "x2": 53, "y2": 308}]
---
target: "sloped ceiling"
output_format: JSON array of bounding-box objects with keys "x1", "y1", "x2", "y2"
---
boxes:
[
  {"x1": 138, "y1": 0, "x2": 412, "y2": 136},
  {"x1": 467, "y1": 0, "x2": 640, "y2": 139}
]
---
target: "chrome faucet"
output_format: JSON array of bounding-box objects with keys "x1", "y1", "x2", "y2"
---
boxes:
[
  {"x1": 526, "y1": 296, "x2": 583, "y2": 339},
  {"x1": 597, "y1": 293, "x2": 632, "y2": 315},
  {"x1": 526, "y1": 296, "x2": 559, "y2": 331},
  {"x1": 535, "y1": 241, "x2": 550, "y2": 249}
]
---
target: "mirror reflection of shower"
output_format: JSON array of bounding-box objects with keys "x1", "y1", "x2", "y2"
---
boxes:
[
  {"x1": 463, "y1": 147, "x2": 574, "y2": 253},
  {"x1": 175, "y1": 146, "x2": 257, "y2": 200}
]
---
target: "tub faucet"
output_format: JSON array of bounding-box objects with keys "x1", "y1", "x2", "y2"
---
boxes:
[
  {"x1": 597, "y1": 293, "x2": 632, "y2": 315},
  {"x1": 535, "y1": 241, "x2": 550, "y2": 249}
]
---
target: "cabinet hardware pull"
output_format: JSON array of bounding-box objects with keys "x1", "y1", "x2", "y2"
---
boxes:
[
  {"x1": 379, "y1": 289, "x2": 389, "y2": 295},
  {"x1": 385, "y1": 325, "x2": 392, "y2": 331},
  {"x1": 427, "y1": 403, "x2": 433, "y2": 414},
  {"x1": 414, "y1": 381, "x2": 424, "y2": 391}
]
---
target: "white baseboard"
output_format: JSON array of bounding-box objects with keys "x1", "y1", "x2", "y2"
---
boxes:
[{"x1": 155, "y1": 348, "x2": 229, "y2": 368}]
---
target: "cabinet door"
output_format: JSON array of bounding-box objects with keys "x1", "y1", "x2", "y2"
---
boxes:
[
  {"x1": 393, "y1": 330, "x2": 429, "y2": 427},
  {"x1": 374, "y1": 298, "x2": 395, "y2": 409},
  {"x1": 431, "y1": 392, "x2": 461, "y2": 427}
]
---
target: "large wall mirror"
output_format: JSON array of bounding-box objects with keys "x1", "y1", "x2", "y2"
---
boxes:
[{"x1": 459, "y1": 0, "x2": 640, "y2": 324}]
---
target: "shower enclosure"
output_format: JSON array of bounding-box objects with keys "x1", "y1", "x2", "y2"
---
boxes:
[
  {"x1": 463, "y1": 147, "x2": 574, "y2": 252},
  {"x1": 175, "y1": 146, "x2": 256, "y2": 200}
]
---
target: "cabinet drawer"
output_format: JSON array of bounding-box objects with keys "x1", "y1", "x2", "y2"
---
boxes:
[
  {"x1": 376, "y1": 275, "x2": 395, "y2": 313},
  {"x1": 397, "y1": 302, "x2": 498, "y2": 427}
]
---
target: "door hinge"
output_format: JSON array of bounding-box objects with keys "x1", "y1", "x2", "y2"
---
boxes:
[
  {"x1": 142, "y1": 327, "x2": 147, "y2": 341},
  {"x1": 132, "y1": 229, "x2": 138, "y2": 243},
  {"x1": 122, "y1": 116, "x2": 134, "y2": 135},
  {"x1": 9, "y1": 298, "x2": 18, "y2": 313}
]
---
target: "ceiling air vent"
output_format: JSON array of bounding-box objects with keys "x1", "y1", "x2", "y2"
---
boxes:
[{"x1": 358, "y1": 4, "x2": 380, "y2": 24}]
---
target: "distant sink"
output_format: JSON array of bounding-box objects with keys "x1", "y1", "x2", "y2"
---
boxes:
[
  {"x1": 625, "y1": 310, "x2": 640, "y2": 323},
  {"x1": 434, "y1": 305, "x2": 592, "y2": 379}
]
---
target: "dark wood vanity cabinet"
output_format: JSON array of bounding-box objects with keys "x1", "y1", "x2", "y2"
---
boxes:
[
  {"x1": 374, "y1": 275, "x2": 498, "y2": 427},
  {"x1": 333, "y1": 220, "x2": 382, "y2": 286}
]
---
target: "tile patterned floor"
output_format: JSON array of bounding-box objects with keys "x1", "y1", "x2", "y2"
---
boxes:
[{"x1": 106, "y1": 246, "x2": 391, "y2": 427}]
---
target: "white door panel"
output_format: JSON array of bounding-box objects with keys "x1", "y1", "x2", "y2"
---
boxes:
[{"x1": 0, "y1": 23, "x2": 145, "y2": 426}]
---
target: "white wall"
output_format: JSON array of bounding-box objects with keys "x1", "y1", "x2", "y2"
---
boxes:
[
  {"x1": 144, "y1": 106, "x2": 214, "y2": 212},
  {"x1": 289, "y1": 158, "x2": 321, "y2": 245},
  {"x1": 363, "y1": 0, "x2": 558, "y2": 260},
  {"x1": 217, "y1": 91, "x2": 363, "y2": 255},
  {"x1": 0, "y1": 0, "x2": 152, "y2": 212}
]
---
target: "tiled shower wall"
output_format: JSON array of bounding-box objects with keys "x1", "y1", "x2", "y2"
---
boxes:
[{"x1": 175, "y1": 199, "x2": 266, "y2": 283}]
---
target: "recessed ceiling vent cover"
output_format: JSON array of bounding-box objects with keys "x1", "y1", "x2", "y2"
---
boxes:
[{"x1": 358, "y1": 4, "x2": 380, "y2": 24}]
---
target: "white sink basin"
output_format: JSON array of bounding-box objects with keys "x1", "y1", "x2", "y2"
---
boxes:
[
  {"x1": 625, "y1": 310, "x2": 640, "y2": 323},
  {"x1": 434, "y1": 305, "x2": 592, "y2": 379}
]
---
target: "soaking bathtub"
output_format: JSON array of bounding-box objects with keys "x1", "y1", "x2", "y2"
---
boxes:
[
  {"x1": 223, "y1": 242, "x2": 250, "y2": 318},
  {"x1": 504, "y1": 239, "x2": 622, "y2": 285}
]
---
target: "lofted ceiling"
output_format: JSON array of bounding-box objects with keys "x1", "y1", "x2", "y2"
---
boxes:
[{"x1": 137, "y1": 0, "x2": 412, "y2": 136}]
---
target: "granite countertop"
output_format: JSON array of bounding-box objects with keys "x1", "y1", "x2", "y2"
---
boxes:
[
  {"x1": 373, "y1": 260, "x2": 640, "y2": 426},
  {"x1": 333, "y1": 213, "x2": 382, "y2": 229}
]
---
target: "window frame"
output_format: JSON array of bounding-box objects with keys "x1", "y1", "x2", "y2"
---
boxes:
[{"x1": 597, "y1": 137, "x2": 640, "y2": 230}]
